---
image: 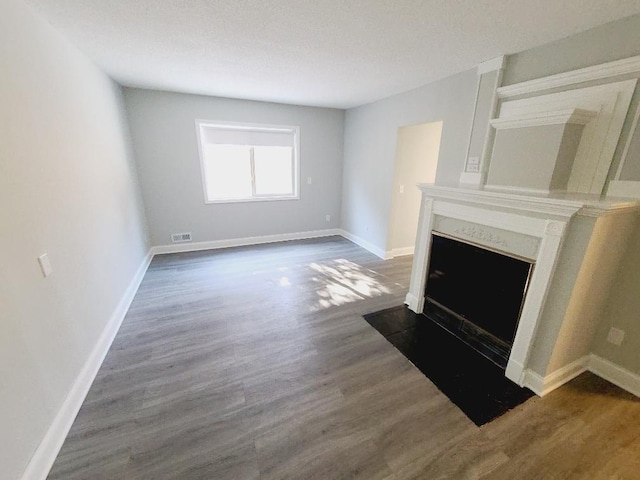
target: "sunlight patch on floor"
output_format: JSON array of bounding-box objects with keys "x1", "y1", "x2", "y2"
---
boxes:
[{"x1": 308, "y1": 259, "x2": 391, "y2": 311}]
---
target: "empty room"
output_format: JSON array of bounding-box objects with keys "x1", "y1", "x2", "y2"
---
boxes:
[{"x1": 3, "y1": 0, "x2": 640, "y2": 479}]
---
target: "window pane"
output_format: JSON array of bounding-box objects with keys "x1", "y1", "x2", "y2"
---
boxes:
[
  {"x1": 254, "y1": 146, "x2": 294, "y2": 196},
  {"x1": 204, "y1": 144, "x2": 252, "y2": 200}
]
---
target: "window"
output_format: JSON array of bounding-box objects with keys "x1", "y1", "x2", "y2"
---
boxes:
[{"x1": 196, "y1": 120, "x2": 299, "y2": 203}]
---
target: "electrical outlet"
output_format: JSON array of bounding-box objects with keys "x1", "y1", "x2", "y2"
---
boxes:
[
  {"x1": 325, "y1": 214, "x2": 331, "y2": 222},
  {"x1": 307, "y1": 177, "x2": 312, "y2": 185},
  {"x1": 399, "y1": 185, "x2": 405, "y2": 194},
  {"x1": 607, "y1": 327, "x2": 625, "y2": 346}
]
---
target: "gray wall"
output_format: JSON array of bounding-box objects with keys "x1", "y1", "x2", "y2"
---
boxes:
[
  {"x1": 123, "y1": 89, "x2": 344, "y2": 246},
  {"x1": 341, "y1": 70, "x2": 477, "y2": 251},
  {"x1": 0, "y1": 1, "x2": 149, "y2": 478}
]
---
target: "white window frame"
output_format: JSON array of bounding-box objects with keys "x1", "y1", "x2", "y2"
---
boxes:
[{"x1": 195, "y1": 119, "x2": 300, "y2": 204}]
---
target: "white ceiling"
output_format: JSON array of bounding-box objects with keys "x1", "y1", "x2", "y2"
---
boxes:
[{"x1": 24, "y1": 0, "x2": 640, "y2": 109}]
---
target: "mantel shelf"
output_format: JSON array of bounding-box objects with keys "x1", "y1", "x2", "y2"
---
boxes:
[
  {"x1": 416, "y1": 183, "x2": 640, "y2": 219},
  {"x1": 489, "y1": 109, "x2": 597, "y2": 130}
]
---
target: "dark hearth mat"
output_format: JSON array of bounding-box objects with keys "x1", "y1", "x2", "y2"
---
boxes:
[{"x1": 363, "y1": 305, "x2": 534, "y2": 426}]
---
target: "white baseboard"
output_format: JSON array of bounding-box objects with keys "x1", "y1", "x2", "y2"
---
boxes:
[
  {"x1": 404, "y1": 293, "x2": 420, "y2": 312},
  {"x1": 521, "y1": 355, "x2": 640, "y2": 398},
  {"x1": 523, "y1": 356, "x2": 589, "y2": 397},
  {"x1": 153, "y1": 228, "x2": 395, "y2": 261},
  {"x1": 151, "y1": 229, "x2": 341, "y2": 255},
  {"x1": 390, "y1": 246, "x2": 415, "y2": 257},
  {"x1": 22, "y1": 251, "x2": 153, "y2": 480},
  {"x1": 589, "y1": 354, "x2": 640, "y2": 397},
  {"x1": 338, "y1": 229, "x2": 389, "y2": 259}
]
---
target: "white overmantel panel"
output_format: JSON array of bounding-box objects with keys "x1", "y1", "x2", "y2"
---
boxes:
[{"x1": 405, "y1": 183, "x2": 640, "y2": 391}]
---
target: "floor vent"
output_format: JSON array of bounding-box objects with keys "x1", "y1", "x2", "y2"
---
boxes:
[{"x1": 171, "y1": 232, "x2": 192, "y2": 243}]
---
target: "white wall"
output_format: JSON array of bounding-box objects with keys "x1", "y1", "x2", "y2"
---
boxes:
[
  {"x1": 123, "y1": 88, "x2": 344, "y2": 246},
  {"x1": 388, "y1": 121, "x2": 442, "y2": 253},
  {"x1": 341, "y1": 70, "x2": 477, "y2": 252},
  {"x1": 0, "y1": 1, "x2": 149, "y2": 478}
]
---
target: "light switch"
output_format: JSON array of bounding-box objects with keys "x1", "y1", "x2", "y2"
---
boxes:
[
  {"x1": 399, "y1": 185, "x2": 405, "y2": 194},
  {"x1": 307, "y1": 177, "x2": 312, "y2": 185},
  {"x1": 38, "y1": 253, "x2": 53, "y2": 278}
]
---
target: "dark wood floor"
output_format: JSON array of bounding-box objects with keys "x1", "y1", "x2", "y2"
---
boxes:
[{"x1": 48, "y1": 237, "x2": 640, "y2": 479}]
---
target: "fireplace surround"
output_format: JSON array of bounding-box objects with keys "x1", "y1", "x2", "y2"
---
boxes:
[{"x1": 405, "y1": 184, "x2": 639, "y2": 395}]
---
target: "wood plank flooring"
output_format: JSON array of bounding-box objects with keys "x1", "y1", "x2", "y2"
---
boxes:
[{"x1": 47, "y1": 236, "x2": 640, "y2": 479}]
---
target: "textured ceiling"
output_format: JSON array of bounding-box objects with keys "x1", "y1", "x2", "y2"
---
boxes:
[{"x1": 23, "y1": 0, "x2": 640, "y2": 108}]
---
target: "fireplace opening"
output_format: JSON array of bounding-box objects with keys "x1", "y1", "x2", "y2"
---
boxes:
[{"x1": 424, "y1": 233, "x2": 534, "y2": 368}]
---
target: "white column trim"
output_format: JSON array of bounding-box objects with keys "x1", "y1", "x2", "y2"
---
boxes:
[
  {"x1": 477, "y1": 55, "x2": 507, "y2": 74},
  {"x1": 405, "y1": 197, "x2": 435, "y2": 312},
  {"x1": 614, "y1": 97, "x2": 640, "y2": 181}
]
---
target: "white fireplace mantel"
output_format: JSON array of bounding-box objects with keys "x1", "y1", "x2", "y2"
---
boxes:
[{"x1": 405, "y1": 183, "x2": 639, "y2": 393}]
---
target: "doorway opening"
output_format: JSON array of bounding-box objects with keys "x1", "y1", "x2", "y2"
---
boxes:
[{"x1": 387, "y1": 121, "x2": 443, "y2": 257}]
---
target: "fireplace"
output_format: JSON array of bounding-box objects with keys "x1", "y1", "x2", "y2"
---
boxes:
[
  {"x1": 405, "y1": 184, "x2": 639, "y2": 395},
  {"x1": 424, "y1": 233, "x2": 533, "y2": 367}
]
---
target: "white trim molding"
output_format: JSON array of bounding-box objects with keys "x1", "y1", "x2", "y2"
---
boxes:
[
  {"x1": 477, "y1": 55, "x2": 507, "y2": 75},
  {"x1": 523, "y1": 355, "x2": 640, "y2": 398},
  {"x1": 338, "y1": 229, "x2": 389, "y2": 260},
  {"x1": 489, "y1": 108, "x2": 596, "y2": 130},
  {"x1": 522, "y1": 357, "x2": 589, "y2": 396},
  {"x1": 151, "y1": 229, "x2": 341, "y2": 255},
  {"x1": 614, "y1": 98, "x2": 640, "y2": 181},
  {"x1": 22, "y1": 251, "x2": 153, "y2": 480},
  {"x1": 589, "y1": 355, "x2": 640, "y2": 397},
  {"x1": 497, "y1": 54, "x2": 640, "y2": 99}
]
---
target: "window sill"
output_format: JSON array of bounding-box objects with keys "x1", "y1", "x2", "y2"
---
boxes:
[{"x1": 204, "y1": 195, "x2": 300, "y2": 205}]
